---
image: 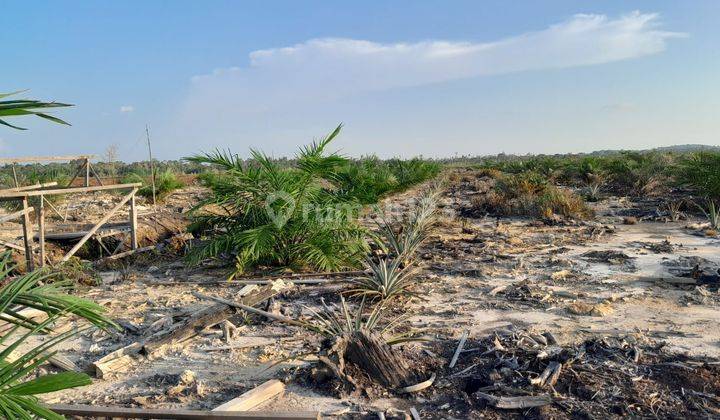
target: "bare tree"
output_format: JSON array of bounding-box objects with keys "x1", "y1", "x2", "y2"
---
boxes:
[{"x1": 104, "y1": 144, "x2": 119, "y2": 163}]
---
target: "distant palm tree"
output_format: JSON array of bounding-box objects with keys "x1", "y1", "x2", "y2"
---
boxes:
[{"x1": 0, "y1": 91, "x2": 72, "y2": 130}]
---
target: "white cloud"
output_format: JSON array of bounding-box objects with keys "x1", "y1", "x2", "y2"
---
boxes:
[
  {"x1": 184, "y1": 11, "x2": 683, "y2": 114},
  {"x1": 119, "y1": 105, "x2": 134, "y2": 113}
]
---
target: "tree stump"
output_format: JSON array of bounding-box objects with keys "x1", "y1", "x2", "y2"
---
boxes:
[{"x1": 342, "y1": 329, "x2": 417, "y2": 389}]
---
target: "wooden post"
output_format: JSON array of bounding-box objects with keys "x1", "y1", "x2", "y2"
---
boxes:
[
  {"x1": 38, "y1": 195, "x2": 45, "y2": 267},
  {"x1": 84, "y1": 158, "x2": 90, "y2": 187},
  {"x1": 21, "y1": 197, "x2": 34, "y2": 271},
  {"x1": 11, "y1": 164, "x2": 19, "y2": 188},
  {"x1": 129, "y1": 190, "x2": 138, "y2": 250},
  {"x1": 61, "y1": 188, "x2": 138, "y2": 262}
]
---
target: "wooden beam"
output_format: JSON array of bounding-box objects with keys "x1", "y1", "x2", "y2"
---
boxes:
[
  {"x1": 213, "y1": 380, "x2": 285, "y2": 412},
  {"x1": 1, "y1": 181, "x2": 58, "y2": 193},
  {"x1": 0, "y1": 182, "x2": 142, "y2": 198},
  {"x1": 96, "y1": 245, "x2": 155, "y2": 263},
  {"x1": 61, "y1": 188, "x2": 138, "y2": 262},
  {"x1": 0, "y1": 155, "x2": 96, "y2": 164},
  {"x1": 0, "y1": 207, "x2": 33, "y2": 224},
  {"x1": 129, "y1": 189, "x2": 138, "y2": 249},
  {"x1": 44, "y1": 405, "x2": 320, "y2": 419},
  {"x1": 21, "y1": 197, "x2": 34, "y2": 270},
  {"x1": 38, "y1": 195, "x2": 45, "y2": 267},
  {"x1": 89, "y1": 161, "x2": 104, "y2": 186},
  {"x1": 65, "y1": 158, "x2": 87, "y2": 188},
  {"x1": 192, "y1": 292, "x2": 306, "y2": 329},
  {"x1": 143, "y1": 283, "x2": 286, "y2": 355}
]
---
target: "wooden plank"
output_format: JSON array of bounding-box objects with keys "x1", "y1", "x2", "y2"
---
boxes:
[
  {"x1": 449, "y1": 330, "x2": 469, "y2": 368},
  {"x1": 213, "y1": 380, "x2": 285, "y2": 412},
  {"x1": 142, "y1": 283, "x2": 287, "y2": 355},
  {"x1": 61, "y1": 188, "x2": 138, "y2": 262},
  {"x1": 130, "y1": 189, "x2": 138, "y2": 249},
  {"x1": 0, "y1": 207, "x2": 33, "y2": 224},
  {"x1": 1, "y1": 181, "x2": 58, "y2": 193},
  {"x1": 96, "y1": 245, "x2": 155, "y2": 263},
  {"x1": 39, "y1": 227, "x2": 129, "y2": 240},
  {"x1": 21, "y1": 197, "x2": 34, "y2": 270},
  {"x1": 92, "y1": 342, "x2": 142, "y2": 378},
  {"x1": 0, "y1": 182, "x2": 142, "y2": 198},
  {"x1": 475, "y1": 393, "x2": 552, "y2": 409},
  {"x1": 0, "y1": 239, "x2": 24, "y2": 252},
  {"x1": 0, "y1": 155, "x2": 96, "y2": 164},
  {"x1": 38, "y1": 195, "x2": 45, "y2": 267},
  {"x1": 192, "y1": 292, "x2": 307, "y2": 329},
  {"x1": 44, "y1": 404, "x2": 320, "y2": 419}
]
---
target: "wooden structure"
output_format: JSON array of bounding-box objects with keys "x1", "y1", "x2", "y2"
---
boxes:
[
  {"x1": 0, "y1": 155, "x2": 100, "y2": 188},
  {"x1": 44, "y1": 405, "x2": 320, "y2": 419},
  {"x1": 0, "y1": 181, "x2": 141, "y2": 269}
]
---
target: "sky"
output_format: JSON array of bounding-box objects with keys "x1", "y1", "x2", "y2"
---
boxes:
[{"x1": 1, "y1": 1, "x2": 719, "y2": 161}]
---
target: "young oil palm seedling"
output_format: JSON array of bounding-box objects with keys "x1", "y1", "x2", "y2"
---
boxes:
[
  {"x1": 186, "y1": 125, "x2": 368, "y2": 275},
  {"x1": 348, "y1": 256, "x2": 417, "y2": 300},
  {"x1": 698, "y1": 199, "x2": 719, "y2": 229},
  {"x1": 304, "y1": 296, "x2": 420, "y2": 345},
  {"x1": 350, "y1": 186, "x2": 441, "y2": 300},
  {"x1": 0, "y1": 252, "x2": 115, "y2": 418},
  {"x1": 302, "y1": 296, "x2": 426, "y2": 390}
]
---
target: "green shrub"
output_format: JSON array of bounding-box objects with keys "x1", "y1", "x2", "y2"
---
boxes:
[
  {"x1": 122, "y1": 170, "x2": 184, "y2": 201},
  {"x1": 472, "y1": 171, "x2": 592, "y2": 220}
]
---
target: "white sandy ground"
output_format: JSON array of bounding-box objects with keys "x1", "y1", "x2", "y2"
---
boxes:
[{"x1": 4, "y1": 185, "x2": 719, "y2": 415}]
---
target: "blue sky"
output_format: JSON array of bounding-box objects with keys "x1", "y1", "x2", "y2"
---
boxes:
[{"x1": 2, "y1": 1, "x2": 718, "y2": 161}]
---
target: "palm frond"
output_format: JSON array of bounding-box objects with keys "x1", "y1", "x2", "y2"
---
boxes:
[{"x1": 0, "y1": 91, "x2": 72, "y2": 130}]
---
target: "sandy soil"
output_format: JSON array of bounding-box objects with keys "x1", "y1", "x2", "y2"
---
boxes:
[{"x1": 8, "y1": 174, "x2": 720, "y2": 417}]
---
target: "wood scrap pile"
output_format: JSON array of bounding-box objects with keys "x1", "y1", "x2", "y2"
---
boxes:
[
  {"x1": 92, "y1": 280, "x2": 290, "y2": 378},
  {"x1": 437, "y1": 327, "x2": 720, "y2": 418}
]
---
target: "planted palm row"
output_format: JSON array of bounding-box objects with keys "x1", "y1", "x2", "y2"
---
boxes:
[
  {"x1": 335, "y1": 157, "x2": 441, "y2": 204},
  {"x1": 466, "y1": 150, "x2": 720, "y2": 227},
  {"x1": 187, "y1": 125, "x2": 442, "y2": 277}
]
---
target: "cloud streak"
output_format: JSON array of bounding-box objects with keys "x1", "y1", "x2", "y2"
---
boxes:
[{"x1": 185, "y1": 12, "x2": 683, "y2": 113}]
